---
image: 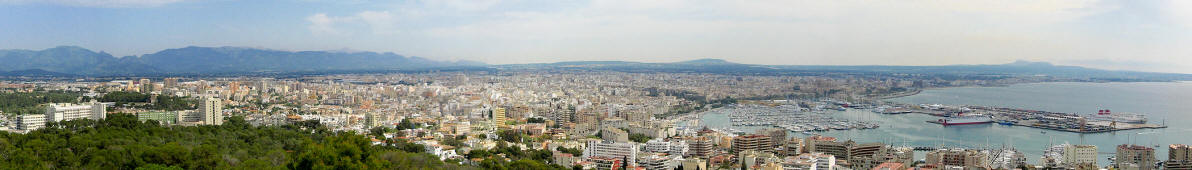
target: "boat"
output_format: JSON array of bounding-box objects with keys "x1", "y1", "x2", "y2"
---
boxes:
[
  {"x1": 996, "y1": 120, "x2": 1016, "y2": 126},
  {"x1": 937, "y1": 113, "x2": 993, "y2": 125}
]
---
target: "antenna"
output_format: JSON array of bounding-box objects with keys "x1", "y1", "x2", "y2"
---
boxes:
[{"x1": 1079, "y1": 134, "x2": 1085, "y2": 145}]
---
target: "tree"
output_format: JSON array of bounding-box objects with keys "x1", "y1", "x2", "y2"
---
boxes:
[
  {"x1": 629, "y1": 133, "x2": 652, "y2": 143},
  {"x1": 396, "y1": 118, "x2": 418, "y2": 130},
  {"x1": 0, "y1": 114, "x2": 466, "y2": 169},
  {"x1": 498, "y1": 130, "x2": 522, "y2": 143},
  {"x1": 526, "y1": 117, "x2": 546, "y2": 123},
  {"x1": 555, "y1": 147, "x2": 582, "y2": 157},
  {"x1": 509, "y1": 159, "x2": 556, "y2": 170},
  {"x1": 136, "y1": 164, "x2": 183, "y2": 170},
  {"x1": 466, "y1": 150, "x2": 492, "y2": 159},
  {"x1": 0, "y1": 91, "x2": 81, "y2": 115},
  {"x1": 442, "y1": 136, "x2": 466, "y2": 148},
  {"x1": 369, "y1": 127, "x2": 389, "y2": 138},
  {"x1": 148, "y1": 95, "x2": 195, "y2": 111},
  {"x1": 528, "y1": 150, "x2": 553, "y2": 162},
  {"x1": 98, "y1": 91, "x2": 150, "y2": 103}
]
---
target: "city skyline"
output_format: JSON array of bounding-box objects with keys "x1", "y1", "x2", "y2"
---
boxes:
[
  {"x1": 2, "y1": 0, "x2": 1191, "y2": 73},
  {"x1": 4, "y1": 1, "x2": 1192, "y2": 169}
]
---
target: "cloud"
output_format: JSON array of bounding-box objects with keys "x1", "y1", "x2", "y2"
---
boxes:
[
  {"x1": 409, "y1": 0, "x2": 1115, "y2": 63},
  {"x1": 305, "y1": 11, "x2": 398, "y2": 35},
  {"x1": 306, "y1": 13, "x2": 343, "y2": 35},
  {"x1": 356, "y1": 11, "x2": 398, "y2": 35},
  {"x1": 0, "y1": 0, "x2": 186, "y2": 8},
  {"x1": 432, "y1": 0, "x2": 501, "y2": 11},
  {"x1": 1163, "y1": 1, "x2": 1192, "y2": 28},
  {"x1": 297, "y1": 0, "x2": 1190, "y2": 73}
]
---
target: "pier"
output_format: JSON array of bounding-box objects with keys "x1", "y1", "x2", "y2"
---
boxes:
[{"x1": 893, "y1": 104, "x2": 1168, "y2": 134}]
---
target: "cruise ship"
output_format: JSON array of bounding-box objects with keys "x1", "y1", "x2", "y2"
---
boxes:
[{"x1": 937, "y1": 113, "x2": 993, "y2": 125}]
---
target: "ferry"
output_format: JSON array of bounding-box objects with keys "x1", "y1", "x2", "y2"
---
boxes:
[{"x1": 1085, "y1": 109, "x2": 1147, "y2": 124}]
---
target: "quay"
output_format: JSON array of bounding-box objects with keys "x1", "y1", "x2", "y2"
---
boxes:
[{"x1": 897, "y1": 104, "x2": 1168, "y2": 134}]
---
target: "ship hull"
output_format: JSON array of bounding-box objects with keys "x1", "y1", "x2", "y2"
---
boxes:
[{"x1": 942, "y1": 121, "x2": 993, "y2": 125}]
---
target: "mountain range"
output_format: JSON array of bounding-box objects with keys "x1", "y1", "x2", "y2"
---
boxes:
[
  {"x1": 499, "y1": 59, "x2": 1192, "y2": 81},
  {"x1": 0, "y1": 46, "x2": 481, "y2": 76},
  {"x1": 1, "y1": 46, "x2": 1189, "y2": 81}
]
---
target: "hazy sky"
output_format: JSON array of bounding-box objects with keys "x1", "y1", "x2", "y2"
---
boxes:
[{"x1": 1, "y1": 0, "x2": 1190, "y2": 73}]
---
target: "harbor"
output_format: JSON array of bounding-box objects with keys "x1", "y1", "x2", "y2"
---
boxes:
[
  {"x1": 881, "y1": 103, "x2": 1168, "y2": 134},
  {"x1": 693, "y1": 82, "x2": 1192, "y2": 167},
  {"x1": 721, "y1": 103, "x2": 880, "y2": 134}
]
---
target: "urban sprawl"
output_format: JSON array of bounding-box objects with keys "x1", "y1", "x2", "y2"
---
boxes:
[{"x1": 0, "y1": 72, "x2": 1186, "y2": 170}]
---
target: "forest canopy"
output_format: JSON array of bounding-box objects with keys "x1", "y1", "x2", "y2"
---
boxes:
[{"x1": 0, "y1": 114, "x2": 473, "y2": 169}]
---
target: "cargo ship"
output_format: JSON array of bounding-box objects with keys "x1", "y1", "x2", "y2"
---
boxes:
[{"x1": 937, "y1": 113, "x2": 993, "y2": 125}]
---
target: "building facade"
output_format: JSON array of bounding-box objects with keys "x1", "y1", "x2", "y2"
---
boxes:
[
  {"x1": 491, "y1": 107, "x2": 507, "y2": 129},
  {"x1": 732, "y1": 134, "x2": 772, "y2": 154},
  {"x1": 198, "y1": 97, "x2": 223, "y2": 125},
  {"x1": 1063, "y1": 145, "x2": 1098, "y2": 167},
  {"x1": 1167, "y1": 144, "x2": 1192, "y2": 170},
  {"x1": 1116, "y1": 144, "x2": 1156, "y2": 170},
  {"x1": 925, "y1": 149, "x2": 989, "y2": 169},
  {"x1": 601, "y1": 127, "x2": 629, "y2": 143},
  {"x1": 137, "y1": 111, "x2": 179, "y2": 125},
  {"x1": 45, "y1": 102, "x2": 106, "y2": 122},
  {"x1": 16, "y1": 114, "x2": 46, "y2": 131},
  {"x1": 584, "y1": 140, "x2": 639, "y2": 167},
  {"x1": 686, "y1": 136, "x2": 713, "y2": 159}
]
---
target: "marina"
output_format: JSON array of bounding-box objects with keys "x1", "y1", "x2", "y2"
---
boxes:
[
  {"x1": 721, "y1": 104, "x2": 880, "y2": 133},
  {"x1": 698, "y1": 82, "x2": 1192, "y2": 167}
]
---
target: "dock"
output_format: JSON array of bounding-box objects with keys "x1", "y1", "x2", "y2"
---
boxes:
[{"x1": 903, "y1": 104, "x2": 1168, "y2": 134}]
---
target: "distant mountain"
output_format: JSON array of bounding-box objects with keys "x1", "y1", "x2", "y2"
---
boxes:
[
  {"x1": 2, "y1": 46, "x2": 1188, "y2": 81},
  {"x1": 501, "y1": 59, "x2": 773, "y2": 73},
  {"x1": 0, "y1": 46, "x2": 159, "y2": 75},
  {"x1": 130, "y1": 46, "x2": 482, "y2": 73},
  {"x1": 0, "y1": 69, "x2": 78, "y2": 77},
  {"x1": 673, "y1": 58, "x2": 737, "y2": 65},
  {"x1": 0, "y1": 46, "x2": 483, "y2": 76},
  {"x1": 499, "y1": 59, "x2": 1192, "y2": 81},
  {"x1": 769, "y1": 61, "x2": 1192, "y2": 81}
]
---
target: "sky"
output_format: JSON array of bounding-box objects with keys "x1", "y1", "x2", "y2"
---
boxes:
[{"x1": 1, "y1": 0, "x2": 1190, "y2": 73}]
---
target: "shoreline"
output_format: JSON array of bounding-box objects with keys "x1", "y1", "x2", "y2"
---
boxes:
[{"x1": 880, "y1": 82, "x2": 1173, "y2": 134}]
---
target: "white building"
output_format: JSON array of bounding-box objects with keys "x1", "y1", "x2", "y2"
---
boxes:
[
  {"x1": 16, "y1": 114, "x2": 46, "y2": 131},
  {"x1": 668, "y1": 140, "x2": 688, "y2": 156},
  {"x1": 45, "y1": 102, "x2": 106, "y2": 122},
  {"x1": 1063, "y1": 144, "x2": 1098, "y2": 167},
  {"x1": 584, "y1": 140, "x2": 639, "y2": 166},
  {"x1": 644, "y1": 139, "x2": 688, "y2": 156},
  {"x1": 645, "y1": 139, "x2": 671, "y2": 153},
  {"x1": 198, "y1": 97, "x2": 223, "y2": 125},
  {"x1": 637, "y1": 154, "x2": 682, "y2": 170},
  {"x1": 785, "y1": 152, "x2": 837, "y2": 170}
]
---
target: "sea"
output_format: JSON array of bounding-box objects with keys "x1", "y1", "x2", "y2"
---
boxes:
[{"x1": 698, "y1": 81, "x2": 1192, "y2": 166}]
